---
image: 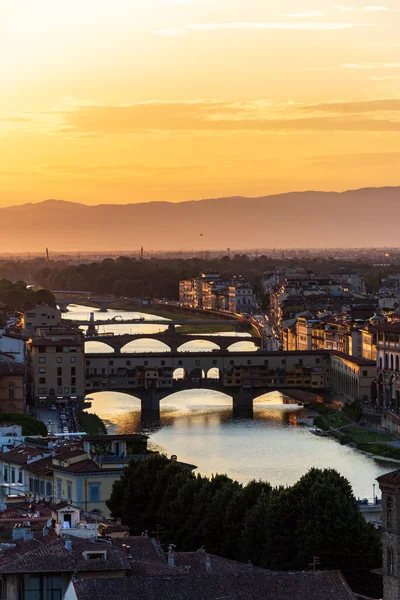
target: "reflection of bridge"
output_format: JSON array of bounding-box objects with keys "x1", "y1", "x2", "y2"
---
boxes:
[
  {"x1": 85, "y1": 333, "x2": 261, "y2": 353},
  {"x1": 85, "y1": 349, "x2": 330, "y2": 416}
]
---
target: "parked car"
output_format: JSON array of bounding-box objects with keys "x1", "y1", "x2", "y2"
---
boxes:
[{"x1": 50, "y1": 405, "x2": 57, "y2": 411}]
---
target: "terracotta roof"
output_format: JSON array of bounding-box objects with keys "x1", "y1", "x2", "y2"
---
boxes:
[
  {"x1": 111, "y1": 537, "x2": 166, "y2": 565},
  {"x1": 0, "y1": 447, "x2": 51, "y2": 466},
  {"x1": 51, "y1": 459, "x2": 102, "y2": 473},
  {"x1": 25, "y1": 457, "x2": 53, "y2": 476},
  {"x1": 0, "y1": 536, "x2": 131, "y2": 574},
  {"x1": 377, "y1": 470, "x2": 400, "y2": 486},
  {"x1": 71, "y1": 569, "x2": 356, "y2": 600}
]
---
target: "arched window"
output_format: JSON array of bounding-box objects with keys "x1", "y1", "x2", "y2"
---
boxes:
[
  {"x1": 385, "y1": 353, "x2": 389, "y2": 370},
  {"x1": 387, "y1": 496, "x2": 393, "y2": 530},
  {"x1": 379, "y1": 356, "x2": 383, "y2": 369},
  {"x1": 397, "y1": 356, "x2": 400, "y2": 373},
  {"x1": 388, "y1": 546, "x2": 394, "y2": 576},
  {"x1": 391, "y1": 355, "x2": 394, "y2": 371}
]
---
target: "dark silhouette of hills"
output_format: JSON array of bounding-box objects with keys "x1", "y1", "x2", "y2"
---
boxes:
[{"x1": 1, "y1": 186, "x2": 399, "y2": 252}]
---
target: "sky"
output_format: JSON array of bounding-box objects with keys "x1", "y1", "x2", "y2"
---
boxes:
[{"x1": 1, "y1": 0, "x2": 400, "y2": 206}]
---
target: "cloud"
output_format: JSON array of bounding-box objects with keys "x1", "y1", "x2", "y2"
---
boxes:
[
  {"x1": 153, "y1": 21, "x2": 369, "y2": 35},
  {"x1": 336, "y1": 4, "x2": 393, "y2": 11},
  {"x1": 278, "y1": 12, "x2": 324, "y2": 18},
  {"x1": 303, "y1": 99, "x2": 400, "y2": 113},
  {"x1": 310, "y1": 151, "x2": 400, "y2": 169},
  {"x1": 43, "y1": 163, "x2": 204, "y2": 176},
  {"x1": 343, "y1": 62, "x2": 400, "y2": 69},
  {"x1": 54, "y1": 99, "x2": 400, "y2": 136},
  {"x1": 369, "y1": 75, "x2": 400, "y2": 80}
]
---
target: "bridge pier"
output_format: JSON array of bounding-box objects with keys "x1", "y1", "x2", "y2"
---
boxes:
[{"x1": 232, "y1": 388, "x2": 254, "y2": 419}]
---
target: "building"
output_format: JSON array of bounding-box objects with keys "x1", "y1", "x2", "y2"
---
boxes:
[
  {"x1": 377, "y1": 470, "x2": 400, "y2": 599},
  {"x1": 27, "y1": 328, "x2": 85, "y2": 406},
  {"x1": 0, "y1": 434, "x2": 149, "y2": 516},
  {"x1": 376, "y1": 322, "x2": 400, "y2": 409},
  {"x1": 228, "y1": 282, "x2": 255, "y2": 313},
  {"x1": 0, "y1": 363, "x2": 26, "y2": 414},
  {"x1": 22, "y1": 305, "x2": 63, "y2": 334},
  {"x1": 330, "y1": 352, "x2": 376, "y2": 404},
  {"x1": 0, "y1": 330, "x2": 25, "y2": 363}
]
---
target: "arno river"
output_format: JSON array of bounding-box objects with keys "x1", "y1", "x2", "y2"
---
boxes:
[{"x1": 64, "y1": 305, "x2": 395, "y2": 499}]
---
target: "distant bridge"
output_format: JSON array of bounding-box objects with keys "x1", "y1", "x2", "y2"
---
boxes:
[
  {"x1": 84, "y1": 332, "x2": 261, "y2": 353},
  {"x1": 53, "y1": 294, "x2": 143, "y2": 313},
  {"x1": 84, "y1": 349, "x2": 330, "y2": 415}
]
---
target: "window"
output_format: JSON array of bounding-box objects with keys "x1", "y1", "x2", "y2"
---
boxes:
[
  {"x1": 161, "y1": 361, "x2": 165, "y2": 366},
  {"x1": 57, "y1": 357, "x2": 62, "y2": 364},
  {"x1": 38, "y1": 388, "x2": 47, "y2": 394},
  {"x1": 86, "y1": 360, "x2": 91, "y2": 366},
  {"x1": 363, "y1": 370, "x2": 368, "y2": 377},
  {"x1": 281, "y1": 359, "x2": 286, "y2": 365},
  {"x1": 89, "y1": 483, "x2": 100, "y2": 502},
  {"x1": 39, "y1": 377, "x2": 46, "y2": 384},
  {"x1": 178, "y1": 360, "x2": 183, "y2": 366},
  {"x1": 57, "y1": 387, "x2": 62, "y2": 394},
  {"x1": 39, "y1": 357, "x2": 46, "y2": 364},
  {"x1": 57, "y1": 367, "x2": 62, "y2": 376},
  {"x1": 126, "y1": 360, "x2": 131, "y2": 366},
  {"x1": 247, "y1": 360, "x2": 251, "y2": 365},
  {"x1": 39, "y1": 480, "x2": 45, "y2": 496},
  {"x1": 9, "y1": 387, "x2": 15, "y2": 400},
  {"x1": 64, "y1": 387, "x2": 69, "y2": 394},
  {"x1": 10, "y1": 468, "x2": 15, "y2": 483},
  {"x1": 196, "y1": 360, "x2": 200, "y2": 366},
  {"x1": 38, "y1": 346, "x2": 46, "y2": 353},
  {"x1": 56, "y1": 346, "x2": 63, "y2": 353},
  {"x1": 387, "y1": 496, "x2": 393, "y2": 530},
  {"x1": 57, "y1": 378, "x2": 62, "y2": 387},
  {"x1": 67, "y1": 481, "x2": 72, "y2": 502},
  {"x1": 71, "y1": 378, "x2": 76, "y2": 386},
  {"x1": 46, "y1": 481, "x2": 52, "y2": 496},
  {"x1": 388, "y1": 546, "x2": 394, "y2": 576},
  {"x1": 71, "y1": 356, "x2": 76, "y2": 363},
  {"x1": 71, "y1": 387, "x2": 76, "y2": 394},
  {"x1": 39, "y1": 367, "x2": 46, "y2": 374},
  {"x1": 109, "y1": 360, "x2": 114, "y2": 366},
  {"x1": 56, "y1": 479, "x2": 62, "y2": 499},
  {"x1": 144, "y1": 361, "x2": 148, "y2": 366},
  {"x1": 3, "y1": 467, "x2": 8, "y2": 482}
]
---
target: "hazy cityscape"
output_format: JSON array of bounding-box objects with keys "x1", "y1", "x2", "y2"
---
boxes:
[{"x1": 2, "y1": 0, "x2": 400, "y2": 599}]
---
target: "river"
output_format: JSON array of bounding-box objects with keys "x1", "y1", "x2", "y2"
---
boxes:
[{"x1": 63, "y1": 304, "x2": 395, "y2": 499}]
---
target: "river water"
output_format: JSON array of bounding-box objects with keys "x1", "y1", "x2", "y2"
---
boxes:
[{"x1": 63, "y1": 304, "x2": 395, "y2": 499}]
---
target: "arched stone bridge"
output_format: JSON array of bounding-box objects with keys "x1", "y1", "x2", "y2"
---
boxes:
[
  {"x1": 84, "y1": 349, "x2": 330, "y2": 416},
  {"x1": 85, "y1": 333, "x2": 262, "y2": 353}
]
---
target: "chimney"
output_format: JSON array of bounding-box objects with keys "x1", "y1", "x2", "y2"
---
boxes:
[
  {"x1": 205, "y1": 554, "x2": 211, "y2": 573},
  {"x1": 168, "y1": 544, "x2": 176, "y2": 568},
  {"x1": 23, "y1": 530, "x2": 33, "y2": 542},
  {"x1": 65, "y1": 539, "x2": 72, "y2": 551}
]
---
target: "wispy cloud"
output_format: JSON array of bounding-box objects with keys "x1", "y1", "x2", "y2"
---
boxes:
[
  {"x1": 153, "y1": 21, "x2": 369, "y2": 35},
  {"x1": 51, "y1": 99, "x2": 400, "y2": 137},
  {"x1": 343, "y1": 62, "x2": 400, "y2": 69},
  {"x1": 337, "y1": 5, "x2": 388, "y2": 11},
  {"x1": 278, "y1": 12, "x2": 324, "y2": 18}
]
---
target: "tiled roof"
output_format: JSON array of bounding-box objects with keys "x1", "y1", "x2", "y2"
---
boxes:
[
  {"x1": 111, "y1": 537, "x2": 166, "y2": 565},
  {"x1": 51, "y1": 459, "x2": 102, "y2": 473},
  {"x1": 377, "y1": 470, "x2": 400, "y2": 486},
  {"x1": 25, "y1": 457, "x2": 53, "y2": 476},
  {"x1": 71, "y1": 569, "x2": 356, "y2": 600},
  {"x1": 0, "y1": 536, "x2": 131, "y2": 574},
  {"x1": 0, "y1": 447, "x2": 51, "y2": 466}
]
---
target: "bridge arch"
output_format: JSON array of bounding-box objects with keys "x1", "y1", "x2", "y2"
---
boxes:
[
  {"x1": 159, "y1": 388, "x2": 233, "y2": 407},
  {"x1": 206, "y1": 367, "x2": 221, "y2": 380},
  {"x1": 121, "y1": 339, "x2": 172, "y2": 353},
  {"x1": 85, "y1": 340, "x2": 115, "y2": 354},
  {"x1": 177, "y1": 339, "x2": 221, "y2": 353},
  {"x1": 227, "y1": 340, "x2": 258, "y2": 352}
]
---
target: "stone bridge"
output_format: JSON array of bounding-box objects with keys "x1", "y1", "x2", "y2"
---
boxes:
[
  {"x1": 54, "y1": 295, "x2": 143, "y2": 313},
  {"x1": 85, "y1": 333, "x2": 261, "y2": 353},
  {"x1": 84, "y1": 349, "x2": 330, "y2": 417}
]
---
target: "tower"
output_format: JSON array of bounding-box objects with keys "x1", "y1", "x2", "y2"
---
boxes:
[{"x1": 377, "y1": 470, "x2": 400, "y2": 599}]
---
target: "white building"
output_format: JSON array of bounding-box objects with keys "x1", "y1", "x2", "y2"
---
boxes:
[
  {"x1": 228, "y1": 283, "x2": 255, "y2": 313},
  {"x1": 0, "y1": 331, "x2": 25, "y2": 363}
]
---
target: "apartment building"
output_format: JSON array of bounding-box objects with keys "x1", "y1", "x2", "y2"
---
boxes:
[
  {"x1": 376, "y1": 322, "x2": 400, "y2": 408},
  {"x1": 179, "y1": 273, "x2": 254, "y2": 313},
  {"x1": 27, "y1": 328, "x2": 85, "y2": 405},
  {"x1": 22, "y1": 305, "x2": 62, "y2": 334},
  {"x1": 0, "y1": 362, "x2": 26, "y2": 413}
]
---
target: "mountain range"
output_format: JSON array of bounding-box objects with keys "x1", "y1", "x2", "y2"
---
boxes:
[{"x1": 1, "y1": 186, "x2": 399, "y2": 252}]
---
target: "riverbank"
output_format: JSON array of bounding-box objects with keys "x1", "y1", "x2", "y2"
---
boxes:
[{"x1": 314, "y1": 404, "x2": 400, "y2": 460}]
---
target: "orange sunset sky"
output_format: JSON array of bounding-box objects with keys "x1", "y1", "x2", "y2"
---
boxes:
[{"x1": 1, "y1": 0, "x2": 400, "y2": 206}]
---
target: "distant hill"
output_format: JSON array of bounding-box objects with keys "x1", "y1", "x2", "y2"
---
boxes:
[{"x1": 1, "y1": 187, "x2": 399, "y2": 252}]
